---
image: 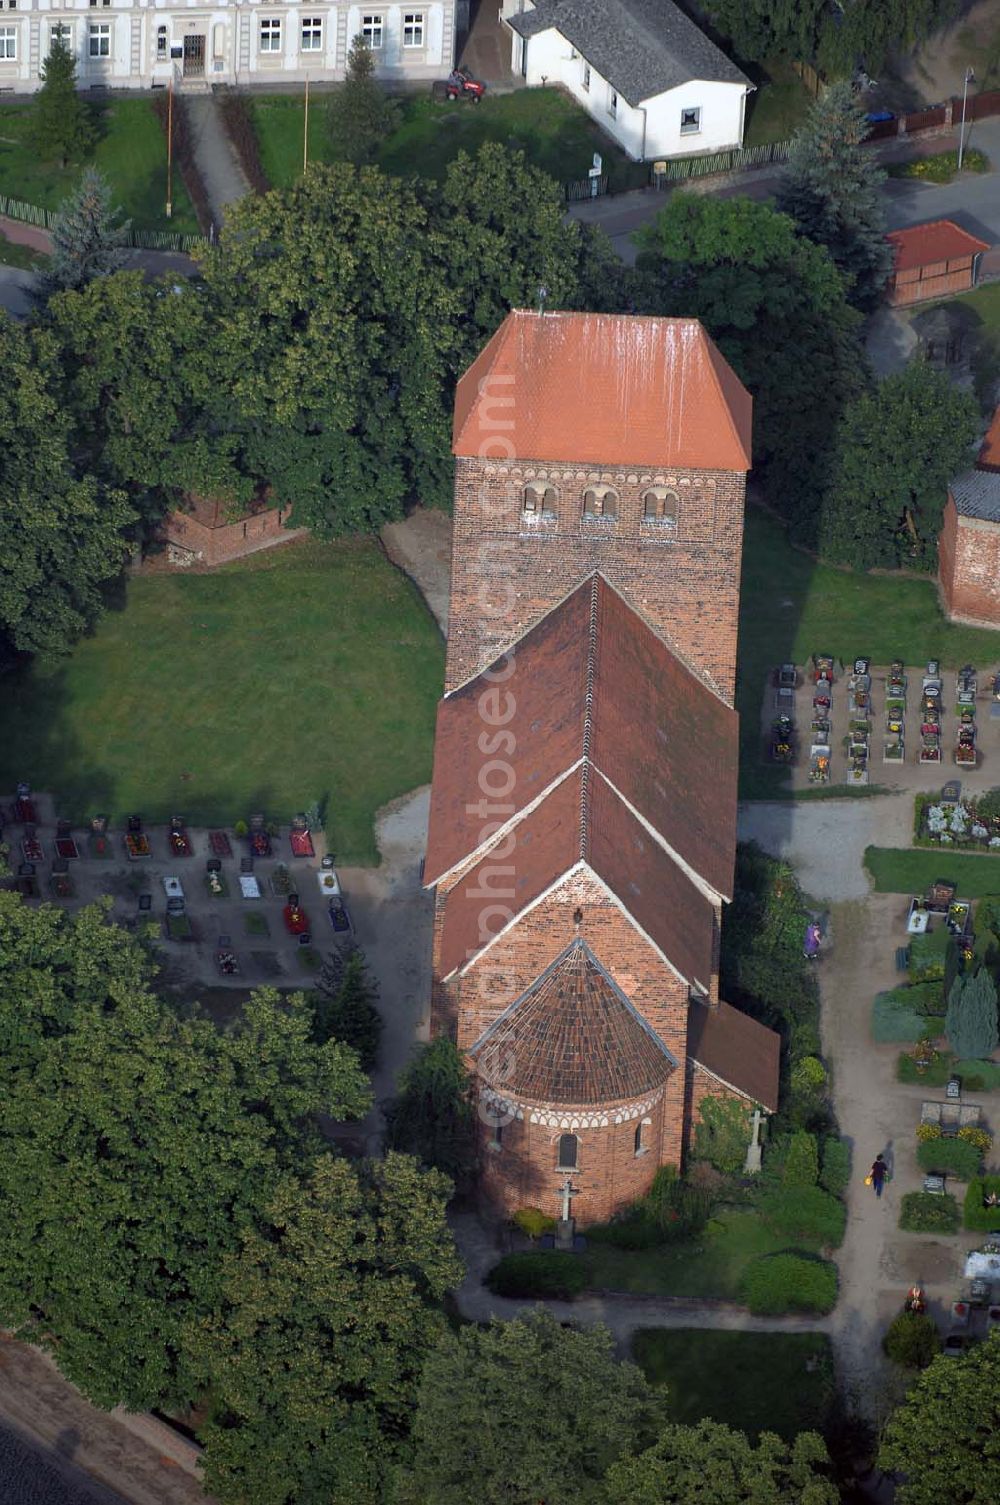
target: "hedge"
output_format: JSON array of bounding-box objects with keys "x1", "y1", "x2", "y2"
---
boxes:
[
  {"x1": 759, "y1": 1185, "x2": 846, "y2": 1248},
  {"x1": 916, "y1": 1137, "x2": 982, "y2": 1180},
  {"x1": 872, "y1": 989, "x2": 943, "y2": 1043},
  {"x1": 740, "y1": 1253, "x2": 838, "y2": 1316},
  {"x1": 485, "y1": 1252, "x2": 586, "y2": 1299},
  {"x1": 820, "y1": 1136, "x2": 851, "y2": 1197},
  {"x1": 964, "y1": 1177, "x2": 1000, "y2": 1232},
  {"x1": 909, "y1": 928, "x2": 952, "y2": 983},
  {"x1": 898, "y1": 1191, "x2": 960, "y2": 1234}
]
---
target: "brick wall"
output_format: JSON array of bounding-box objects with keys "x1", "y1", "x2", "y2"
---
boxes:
[
  {"x1": 445, "y1": 456, "x2": 746, "y2": 701},
  {"x1": 161, "y1": 503, "x2": 305, "y2": 567},
  {"x1": 939, "y1": 497, "x2": 1000, "y2": 625}
]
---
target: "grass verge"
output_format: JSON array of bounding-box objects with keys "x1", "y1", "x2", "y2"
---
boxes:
[
  {"x1": 887, "y1": 147, "x2": 990, "y2": 183},
  {"x1": 864, "y1": 846, "x2": 1000, "y2": 897},
  {"x1": 632, "y1": 1330, "x2": 835, "y2": 1439},
  {"x1": 0, "y1": 538, "x2": 444, "y2": 865}
]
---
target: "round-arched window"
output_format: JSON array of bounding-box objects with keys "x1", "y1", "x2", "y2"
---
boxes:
[
  {"x1": 523, "y1": 482, "x2": 558, "y2": 515},
  {"x1": 642, "y1": 487, "x2": 679, "y2": 527},
  {"x1": 557, "y1": 1132, "x2": 579, "y2": 1170},
  {"x1": 583, "y1": 485, "x2": 618, "y2": 518}
]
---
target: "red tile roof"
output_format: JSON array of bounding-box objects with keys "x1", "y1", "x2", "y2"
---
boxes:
[
  {"x1": 978, "y1": 406, "x2": 1000, "y2": 472},
  {"x1": 452, "y1": 311, "x2": 753, "y2": 471},
  {"x1": 471, "y1": 940, "x2": 675, "y2": 1106},
  {"x1": 687, "y1": 998, "x2": 780, "y2": 1112},
  {"x1": 887, "y1": 219, "x2": 989, "y2": 273},
  {"x1": 425, "y1": 575, "x2": 737, "y2": 899}
]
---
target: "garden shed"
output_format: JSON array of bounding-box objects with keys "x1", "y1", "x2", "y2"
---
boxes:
[{"x1": 885, "y1": 220, "x2": 989, "y2": 307}]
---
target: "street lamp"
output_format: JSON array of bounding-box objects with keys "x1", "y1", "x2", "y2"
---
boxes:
[{"x1": 958, "y1": 66, "x2": 975, "y2": 172}]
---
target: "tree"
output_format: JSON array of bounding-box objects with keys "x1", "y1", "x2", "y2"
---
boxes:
[
  {"x1": 816, "y1": 360, "x2": 977, "y2": 569},
  {"x1": 193, "y1": 1153, "x2": 462, "y2": 1505},
  {"x1": 0, "y1": 315, "x2": 134, "y2": 658},
  {"x1": 946, "y1": 968, "x2": 999, "y2": 1061},
  {"x1": 633, "y1": 193, "x2": 868, "y2": 546},
  {"x1": 328, "y1": 34, "x2": 400, "y2": 166},
  {"x1": 884, "y1": 1312, "x2": 940, "y2": 1369},
  {"x1": 776, "y1": 82, "x2": 892, "y2": 309},
  {"x1": 605, "y1": 1420, "x2": 838, "y2": 1504},
  {"x1": 704, "y1": 0, "x2": 825, "y2": 64},
  {"x1": 312, "y1": 946, "x2": 382, "y2": 1070},
  {"x1": 0, "y1": 892, "x2": 371, "y2": 1409},
  {"x1": 396, "y1": 1310, "x2": 667, "y2": 1505},
  {"x1": 44, "y1": 168, "x2": 132, "y2": 294},
  {"x1": 878, "y1": 1332, "x2": 1000, "y2": 1504},
  {"x1": 817, "y1": 1, "x2": 960, "y2": 80},
  {"x1": 691, "y1": 1096, "x2": 752, "y2": 1176},
  {"x1": 384, "y1": 1037, "x2": 477, "y2": 1184},
  {"x1": 32, "y1": 25, "x2": 94, "y2": 168}
]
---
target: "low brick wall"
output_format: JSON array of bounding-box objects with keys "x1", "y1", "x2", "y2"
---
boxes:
[{"x1": 161, "y1": 502, "x2": 306, "y2": 567}]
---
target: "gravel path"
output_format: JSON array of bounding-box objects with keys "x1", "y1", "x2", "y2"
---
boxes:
[{"x1": 737, "y1": 794, "x2": 910, "y2": 902}]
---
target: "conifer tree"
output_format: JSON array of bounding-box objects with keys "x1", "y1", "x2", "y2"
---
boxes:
[
  {"x1": 33, "y1": 26, "x2": 95, "y2": 169},
  {"x1": 777, "y1": 81, "x2": 893, "y2": 310},
  {"x1": 313, "y1": 946, "x2": 382, "y2": 1071},
  {"x1": 946, "y1": 968, "x2": 999, "y2": 1061},
  {"x1": 45, "y1": 169, "x2": 131, "y2": 294},
  {"x1": 327, "y1": 34, "x2": 400, "y2": 166}
]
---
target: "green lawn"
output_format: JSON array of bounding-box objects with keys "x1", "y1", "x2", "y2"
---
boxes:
[
  {"x1": 743, "y1": 59, "x2": 814, "y2": 147},
  {"x1": 737, "y1": 508, "x2": 1000, "y2": 798},
  {"x1": 253, "y1": 87, "x2": 648, "y2": 192},
  {"x1": 0, "y1": 99, "x2": 196, "y2": 232},
  {"x1": 0, "y1": 539, "x2": 443, "y2": 865},
  {"x1": 632, "y1": 1330, "x2": 835, "y2": 1440},
  {"x1": 865, "y1": 846, "x2": 1000, "y2": 896},
  {"x1": 0, "y1": 229, "x2": 45, "y2": 270},
  {"x1": 582, "y1": 1210, "x2": 819, "y2": 1298}
]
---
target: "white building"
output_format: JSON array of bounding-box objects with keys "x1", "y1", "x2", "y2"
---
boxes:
[
  {"x1": 0, "y1": 1, "x2": 455, "y2": 92},
  {"x1": 502, "y1": 0, "x2": 753, "y2": 161}
]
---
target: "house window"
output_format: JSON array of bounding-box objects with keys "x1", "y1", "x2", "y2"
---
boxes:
[
  {"x1": 89, "y1": 0, "x2": 111, "y2": 8},
  {"x1": 157, "y1": 25, "x2": 168, "y2": 56},
  {"x1": 301, "y1": 16, "x2": 323, "y2": 51},
  {"x1": 583, "y1": 485, "x2": 618, "y2": 518},
  {"x1": 403, "y1": 12, "x2": 424, "y2": 47},
  {"x1": 0, "y1": 24, "x2": 15, "y2": 58},
  {"x1": 361, "y1": 13, "x2": 383, "y2": 48},
  {"x1": 523, "y1": 482, "x2": 557, "y2": 515},
  {"x1": 557, "y1": 1133, "x2": 578, "y2": 1170},
  {"x1": 642, "y1": 487, "x2": 679, "y2": 527},
  {"x1": 680, "y1": 106, "x2": 701, "y2": 135},
  {"x1": 259, "y1": 17, "x2": 282, "y2": 53},
  {"x1": 582, "y1": 62, "x2": 590, "y2": 92},
  {"x1": 89, "y1": 22, "x2": 110, "y2": 57},
  {"x1": 608, "y1": 88, "x2": 617, "y2": 119}
]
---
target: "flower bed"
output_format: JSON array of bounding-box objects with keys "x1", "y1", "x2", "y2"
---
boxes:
[
  {"x1": 964, "y1": 1177, "x2": 1000, "y2": 1231},
  {"x1": 899, "y1": 1192, "x2": 960, "y2": 1234},
  {"x1": 914, "y1": 791, "x2": 1000, "y2": 851}
]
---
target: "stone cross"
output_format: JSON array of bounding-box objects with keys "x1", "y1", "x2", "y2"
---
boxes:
[
  {"x1": 559, "y1": 1175, "x2": 579, "y2": 1222},
  {"x1": 744, "y1": 1107, "x2": 763, "y2": 1175}
]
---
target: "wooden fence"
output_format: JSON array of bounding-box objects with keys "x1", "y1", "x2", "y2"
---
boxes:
[
  {"x1": 0, "y1": 193, "x2": 205, "y2": 253},
  {"x1": 649, "y1": 138, "x2": 791, "y2": 188}
]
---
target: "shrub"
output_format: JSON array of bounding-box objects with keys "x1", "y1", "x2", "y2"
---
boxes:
[
  {"x1": 740, "y1": 1253, "x2": 838, "y2": 1316},
  {"x1": 909, "y1": 929, "x2": 950, "y2": 983},
  {"x1": 916, "y1": 1121, "x2": 943, "y2": 1142},
  {"x1": 872, "y1": 991, "x2": 931, "y2": 1043},
  {"x1": 916, "y1": 1136, "x2": 982, "y2": 1180},
  {"x1": 782, "y1": 1130, "x2": 820, "y2": 1188},
  {"x1": 898, "y1": 1191, "x2": 960, "y2": 1233},
  {"x1": 963, "y1": 1177, "x2": 1000, "y2": 1232},
  {"x1": 234, "y1": 818, "x2": 248, "y2": 838},
  {"x1": 820, "y1": 1136, "x2": 851, "y2": 1196},
  {"x1": 946, "y1": 968, "x2": 999, "y2": 1060},
  {"x1": 485, "y1": 1252, "x2": 586, "y2": 1300},
  {"x1": 590, "y1": 1168, "x2": 712, "y2": 1249},
  {"x1": 883, "y1": 1312, "x2": 940, "y2": 1368},
  {"x1": 759, "y1": 1184, "x2": 847, "y2": 1247},
  {"x1": 691, "y1": 1096, "x2": 752, "y2": 1176},
  {"x1": 586, "y1": 1211, "x2": 664, "y2": 1250},
  {"x1": 957, "y1": 1125, "x2": 993, "y2": 1153},
  {"x1": 513, "y1": 1207, "x2": 556, "y2": 1240},
  {"x1": 955, "y1": 1058, "x2": 1000, "y2": 1091}
]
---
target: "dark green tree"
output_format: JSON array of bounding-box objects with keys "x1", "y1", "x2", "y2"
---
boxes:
[
  {"x1": 879, "y1": 1333, "x2": 1000, "y2": 1504},
  {"x1": 605, "y1": 1420, "x2": 838, "y2": 1504},
  {"x1": 44, "y1": 168, "x2": 131, "y2": 294},
  {"x1": 817, "y1": 360, "x2": 977, "y2": 569},
  {"x1": 633, "y1": 193, "x2": 868, "y2": 546},
  {"x1": 691, "y1": 1096, "x2": 752, "y2": 1176},
  {"x1": 193, "y1": 1153, "x2": 462, "y2": 1505},
  {"x1": 703, "y1": 0, "x2": 826, "y2": 64},
  {"x1": 0, "y1": 315, "x2": 133, "y2": 657},
  {"x1": 776, "y1": 81, "x2": 892, "y2": 309},
  {"x1": 384, "y1": 1037, "x2": 477, "y2": 1184},
  {"x1": 884, "y1": 1312, "x2": 940, "y2": 1369},
  {"x1": 945, "y1": 967, "x2": 999, "y2": 1061},
  {"x1": 0, "y1": 893, "x2": 370, "y2": 1410},
  {"x1": 328, "y1": 33, "x2": 400, "y2": 166},
  {"x1": 396, "y1": 1310, "x2": 667, "y2": 1505},
  {"x1": 32, "y1": 25, "x2": 94, "y2": 168},
  {"x1": 818, "y1": 1, "x2": 960, "y2": 79},
  {"x1": 312, "y1": 946, "x2": 382, "y2": 1070}
]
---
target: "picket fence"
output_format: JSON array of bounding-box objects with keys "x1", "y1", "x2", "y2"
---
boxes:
[
  {"x1": 0, "y1": 193, "x2": 205, "y2": 253},
  {"x1": 650, "y1": 138, "x2": 791, "y2": 187}
]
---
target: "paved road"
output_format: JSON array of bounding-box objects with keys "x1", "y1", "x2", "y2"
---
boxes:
[{"x1": 0, "y1": 1419, "x2": 125, "y2": 1505}]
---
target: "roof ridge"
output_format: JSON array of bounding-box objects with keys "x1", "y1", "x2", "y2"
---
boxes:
[{"x1": 579, "y1": 574, "x2": 600, "y2": 863}]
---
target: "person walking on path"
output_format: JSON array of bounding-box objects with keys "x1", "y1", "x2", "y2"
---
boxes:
[{"x1": 869, "y1": 1153, "x2": 889, "y2": 1199}]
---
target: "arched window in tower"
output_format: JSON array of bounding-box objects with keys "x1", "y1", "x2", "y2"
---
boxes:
[
  {"x1": 634, "y1": 1120, "x2": 644, "y2": 1155},
  {"x1": 523, "y1": 482, "x2": 558, "y2": 516},
  {"x1": 557, "y1": 1132, "x2": 578, "y2": 1170},
  {"x1": 583, "y1": 485, "x2": 618, "y2": 518},
  {"x1": 642, "y1": 487, "x2": 679, "y2": 528}
]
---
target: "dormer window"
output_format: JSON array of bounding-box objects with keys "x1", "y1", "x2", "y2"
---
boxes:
[
  {"x1": 583, "y1": 485, "x2": 618, "y2": 518},
  {"x1": 642, "y1": 487, "x2": 679, "y2": 527},
  {"x1": 523, "y1": 482, "x2": 557, "y2": 516}
]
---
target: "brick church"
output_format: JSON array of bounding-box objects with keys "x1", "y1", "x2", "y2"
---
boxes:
[{"x1": 424, "y1": 310, "x2": 780, "y2": 1227}]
